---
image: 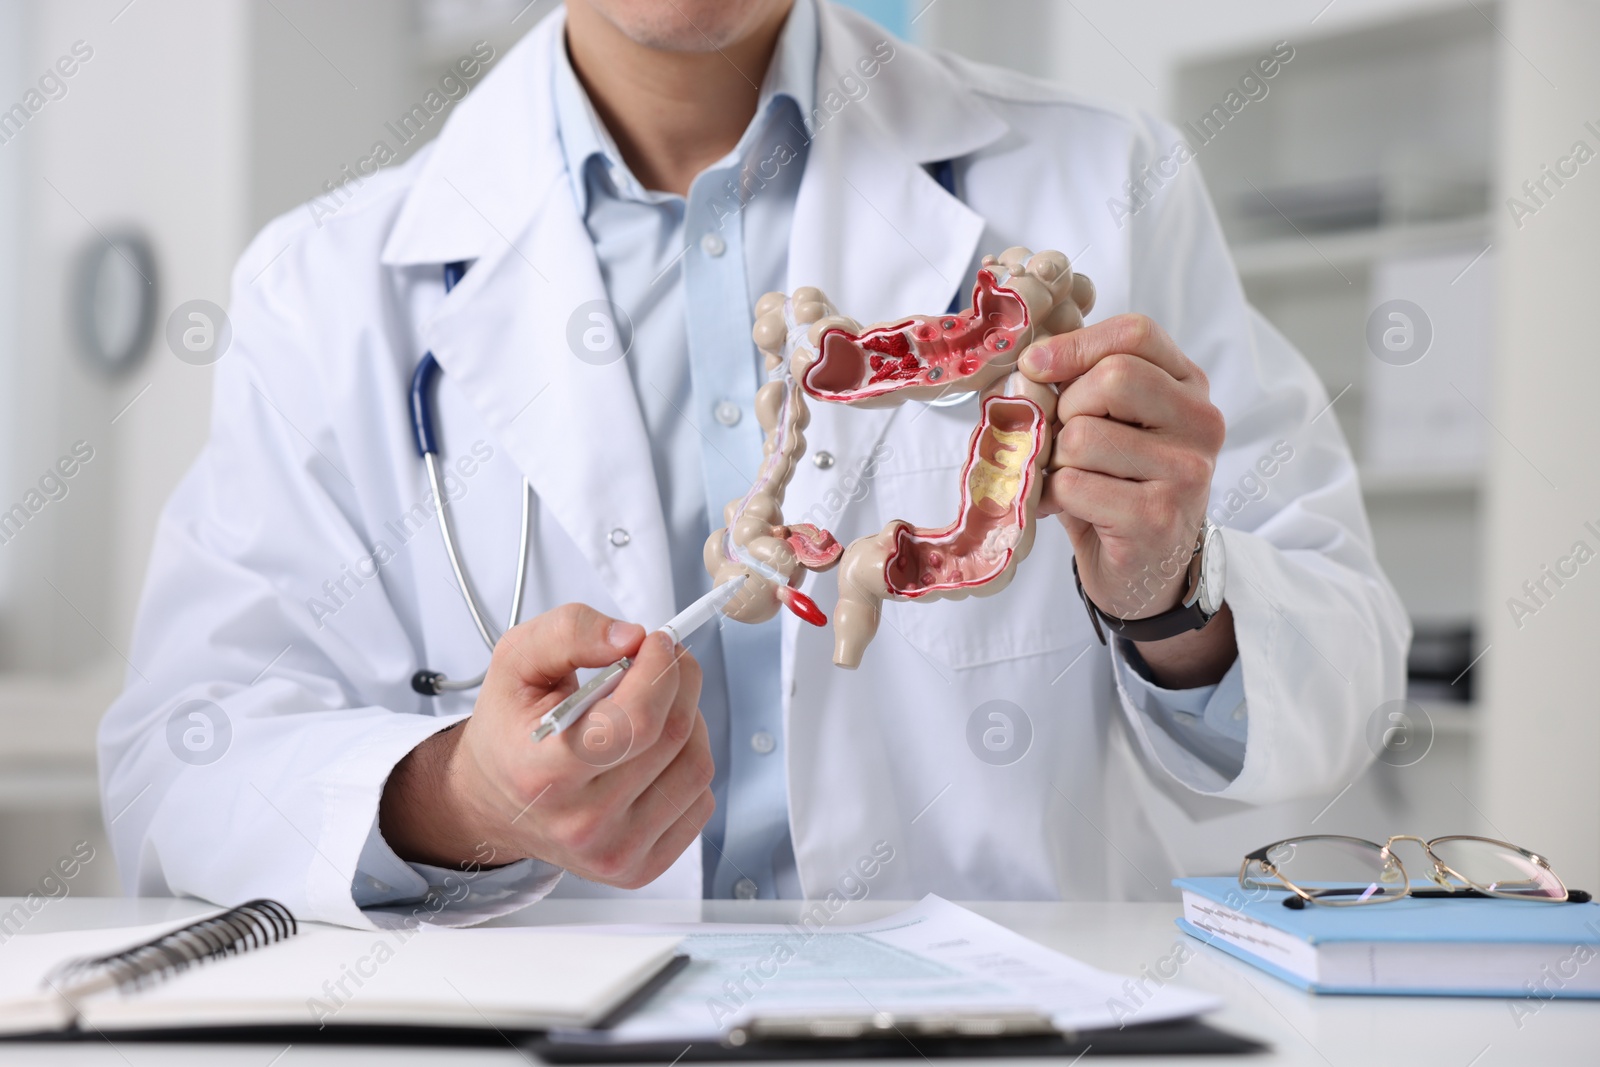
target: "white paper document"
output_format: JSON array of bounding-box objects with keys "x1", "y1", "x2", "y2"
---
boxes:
[{"x1": 551, "y1": 895, "x2": 1218, "y2": 1041}]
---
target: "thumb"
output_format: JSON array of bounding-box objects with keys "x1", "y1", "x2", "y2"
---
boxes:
[{"x1": 493, "y1": 603, "x2": 644, "y2": 691}]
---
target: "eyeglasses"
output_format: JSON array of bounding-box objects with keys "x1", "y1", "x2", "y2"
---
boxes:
[{"x1": 1240, "y1": 834, "x2": 1590, "y2": 909}]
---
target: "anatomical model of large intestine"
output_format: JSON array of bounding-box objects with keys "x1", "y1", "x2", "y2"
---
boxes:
[{"x1": 703, "y1": 247, "x2": 1095, "y2": 668}]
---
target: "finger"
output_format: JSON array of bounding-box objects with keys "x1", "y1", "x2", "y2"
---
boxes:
[
  {"x1": 624, "y1": 790, "x2": 720, "y2": 889},
  {"x1": 593, "y1": 653, "x2": 703, "y2": 805},
  {"x1": 1056, "y1": 352, "x2": 1188, "y2": 429},
  {"x1": 632, "y1": 787, "x2": 715, "y2": 889},
  {"x1": 1041, "y1": 465, "x2": 1205, "y2": 560},
  {"x1": 1038, "y1": 465, "x2": 1149, "y2": 532},
  {"x1": 625, "y1": 636, "x2": 701, "y2": 755},
  {"x1": 1019, "y1": 313, "x2": 1195, "y2": 387},
  {"x1": 557, "y1": 714, "x2": 711, "y2": 888},
  {"x1": 625, "y1": 712, "x2": 715, "y2": 832},
  {"x1": 1051, "y1": 416, "x2": 1152, "y2": 481},
  {"x1": 564, "y1": 630, "x2": 682, "y2": 770},
  {"x1": 494, "y1": 603, "x2": 645, "y2": 691},
  {"x1": 1050, "y1": 415, "x2": 1216, "y2": 487}
]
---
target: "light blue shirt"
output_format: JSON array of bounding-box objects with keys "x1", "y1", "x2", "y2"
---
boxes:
[
  {"x1": 541, "y1": 0, "x2": 822, "y2": 901},
  {"x1": 350, "y1": 0, "x2": 1248, "y2": 912}
]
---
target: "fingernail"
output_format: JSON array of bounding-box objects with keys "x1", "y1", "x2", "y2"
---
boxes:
[
  {"x1": 607, "y1": 621, "x2": 638, "y2": 650},
  {"x1": 1021, "y1": 345, "x2": 1048, "y2": 375}
]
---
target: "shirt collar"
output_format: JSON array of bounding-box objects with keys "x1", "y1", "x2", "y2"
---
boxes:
[{"x1": 553, "y1": 0, "x2": 818, "y2": 214}]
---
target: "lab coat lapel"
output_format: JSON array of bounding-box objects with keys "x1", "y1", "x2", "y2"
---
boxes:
[
  {"x1": 422, "y1": 208, "x2": 676, "y2": 631},
  {"x1": 779, "y1": 3, "x2": 1006, "y2": 690},
  {"x1": 386, "y1": 13, "x2": 676, "y2": 631}
]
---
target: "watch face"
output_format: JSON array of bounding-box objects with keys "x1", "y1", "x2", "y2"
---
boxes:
[{"x1": 1199, "y1": 525, "x2": 1226, "y2": 615}]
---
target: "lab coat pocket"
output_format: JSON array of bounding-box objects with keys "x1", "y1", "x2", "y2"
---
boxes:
[{"x1": 871, "y1": 459, "x2": 1082, "y2": 670}]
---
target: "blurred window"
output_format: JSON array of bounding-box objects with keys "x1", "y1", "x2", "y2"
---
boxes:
[{"x1": 833, "y1": 0, "x2": 912, "y2": 39}]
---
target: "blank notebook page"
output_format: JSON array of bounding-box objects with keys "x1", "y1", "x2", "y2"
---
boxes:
[{"x1": 2, "y1": 923, "x2": 681, "y2": 1033}]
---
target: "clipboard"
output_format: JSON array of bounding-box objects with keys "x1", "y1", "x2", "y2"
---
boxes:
[
  {"x1": 525, "y1": 896, "x2": 1264, "y2": 1059},
  {"x1": 9, "y1": 966, "x2": 1263, "y2": 1056},
  {"x1": 527, "y1": 1015, "x2": 1267, "y2": 1060}
]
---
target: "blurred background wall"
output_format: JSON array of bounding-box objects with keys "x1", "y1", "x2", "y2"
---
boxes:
[{"x1": 0, "y1": 0, "x2": 1593, "y2": 898}]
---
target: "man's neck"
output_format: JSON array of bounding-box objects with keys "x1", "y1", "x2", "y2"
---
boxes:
[{"x1": 563, "y1": 3, "x2": 793, "y2": 196}]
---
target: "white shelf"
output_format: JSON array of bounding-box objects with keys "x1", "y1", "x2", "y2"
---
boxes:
[
  {"x1": 0, "y1": 665, "x2": 121, "y2": 763},
  {"x1": 1359, "y1": 467, "x2": 1481, "y2": 497},
  {"x1": 1232, "y1": 215, "x2": 1492, "y2": 281},
  {"x1": 0, "y1": 667, "x2": 110, "y2": 813},
  {"x1": 0, "y1": 762, "x2": 99, "y2": 810},
  {"x1": 1413, "y1": 700, "x2": 1478, "y2": 738}
]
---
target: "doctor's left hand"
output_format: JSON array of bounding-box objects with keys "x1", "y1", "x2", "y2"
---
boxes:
[
  {"x1": 1021, "y1": 314, "x2": 1237, "y2": 686},
  {"x1": 380, "y1": 603, "x2": 715, "y2": 889}
]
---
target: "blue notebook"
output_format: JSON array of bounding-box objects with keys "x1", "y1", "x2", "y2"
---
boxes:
[{"x1": 1175, "y1": 876, "x2": 1600, "y2": 998}]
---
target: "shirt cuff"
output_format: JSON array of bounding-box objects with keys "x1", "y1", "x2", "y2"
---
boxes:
[
  {"x1": 352, "y1": 815, "x2": 564, "y2": 929},
  {"x1": 1110, "y1": 637, "x2": 1248, "y2": 789}
]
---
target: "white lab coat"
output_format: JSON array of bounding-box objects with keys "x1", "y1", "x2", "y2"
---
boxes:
[{"x1": 99, "y1": 5, "x2": 1408, "y2": 927}]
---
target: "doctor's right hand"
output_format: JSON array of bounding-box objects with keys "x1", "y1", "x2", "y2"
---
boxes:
[{"x1": 379, "y1": 603, "x2": 714, "y2": 889}]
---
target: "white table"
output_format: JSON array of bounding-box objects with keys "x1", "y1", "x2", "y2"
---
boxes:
[{"x1": 2, "y1": 897, "x2": 1593, "y2": 1065}]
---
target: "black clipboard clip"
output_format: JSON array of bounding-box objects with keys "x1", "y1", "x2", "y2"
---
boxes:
[
  {"x1": 532, "y1": 1012, "x2": 1266, "y2": 1061},
  {"x1": 727, "y1": 1009, "x2": 1056, "y2": 1045}
]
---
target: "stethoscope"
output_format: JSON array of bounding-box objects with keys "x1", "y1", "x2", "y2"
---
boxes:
[
  {"x1": 406, "y1": 162, "x2": 968, "y2": 697},
  {"x1": 407, "y1": 260, "x2": 535, "y2": 696}
]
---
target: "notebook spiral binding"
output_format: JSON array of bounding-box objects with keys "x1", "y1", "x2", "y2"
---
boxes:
[{"x1": 46, "y1": 899, "x2": 297, "y2": 995}]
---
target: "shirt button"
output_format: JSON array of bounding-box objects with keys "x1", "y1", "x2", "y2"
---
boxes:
[
  {"x1": 750, "y1": 731, "x2": 776, "y2": 755},
  {"x1": 609, "y1": 527, "x2": 631, "y2": 547},
  {"x1": 733, "y1": 877, "x2": 759, "y2": 900},
  {"x1": 700, "y1": 232, "x2": 726, "y2": 257},
  {"x1": 714, "y1": 400, "x2": 742, "y2": 427},
  {"x1": 812, "y1": 450, "x2": 835, "y2": 469}
]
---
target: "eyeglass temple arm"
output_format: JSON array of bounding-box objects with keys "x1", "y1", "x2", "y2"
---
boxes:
[{"x1": 1282, "y1": 886, "x2": 1592, "y2": 909}]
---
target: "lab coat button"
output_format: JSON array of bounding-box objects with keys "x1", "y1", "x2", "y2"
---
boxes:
[
  {"x1": 700, "y1": 233, "x2": 726, "y2": 257},
  {"x1": 609, "y1": 527, "x2": 631, "y2": 547},
  {"x1": 812, "y1": 450, "x2": 835, "y2": 469},
  {"x1": 733, "y1": 877, "x2": 759, "y2": 900},
  {"x1": 714, "y1": 400, "x2": 742, "y2": 427},
  {"x1": 750, "y1": 730, "x2": 776, "y2": 755}
]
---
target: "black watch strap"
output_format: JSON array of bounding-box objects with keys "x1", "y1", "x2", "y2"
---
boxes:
[{"x1": 1073, "y1": 558, "x2": 1212, "y2": 645}]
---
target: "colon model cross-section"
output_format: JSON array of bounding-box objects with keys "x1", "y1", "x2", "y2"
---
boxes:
[{"x1": 703, "y1": 246, "x2": 1096, "y2": 668}]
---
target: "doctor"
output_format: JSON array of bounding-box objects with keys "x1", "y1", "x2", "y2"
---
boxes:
[{"x1": 100, "y1": 0, "x2": 1407, "y2": 927}]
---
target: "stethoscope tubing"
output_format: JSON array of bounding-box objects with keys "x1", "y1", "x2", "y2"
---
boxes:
[{"x1": 409, "y1": 260, "x2": 534, "y2": 696}]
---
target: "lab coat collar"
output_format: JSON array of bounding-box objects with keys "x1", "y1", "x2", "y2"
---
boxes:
[
  {"x1": 380, "y1": 11, "x2": 565, "y2": 269},
  {"x1": 380, "y1": 2, "x2": 1008, "y2": 269},
  {"x1": 790, "y1": 2, "x2": 1003, "y2": 316},
  {"x1": 809, "y1": 2, "x2": 1007, "y2": 167}
]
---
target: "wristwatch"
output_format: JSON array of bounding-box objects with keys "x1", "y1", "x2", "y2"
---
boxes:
[{"x1": 1074, "y1": 520, "x2": 1226, "y2": 645}]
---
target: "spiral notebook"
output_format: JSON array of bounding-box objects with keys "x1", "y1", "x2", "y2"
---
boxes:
[{"x1": 0, "y1": 900, "x2": 684, "y2": 1037}]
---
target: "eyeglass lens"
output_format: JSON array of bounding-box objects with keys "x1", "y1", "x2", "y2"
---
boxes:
[
  {"x1": 1428, "y1": 838, "x2": 1565, "y2": 899},
  {"x1": 1257, "y1": 838, "x2": 1410, "y2": 904}
]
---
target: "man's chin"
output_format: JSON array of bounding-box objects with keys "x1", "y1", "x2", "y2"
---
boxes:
[
  {"x1": 577, "y1": 0, "x2": 787, "y2": 54},
  {"x1": 614, "y1": 25, "x2": 729, "y2": 53}
]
